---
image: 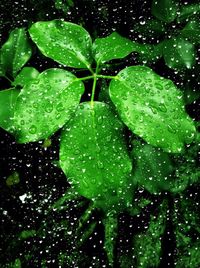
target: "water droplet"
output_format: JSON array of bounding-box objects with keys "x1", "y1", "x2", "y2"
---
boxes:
[
  {"x1": 97, "y1": 161, "x2": 104, "y2": 169},
  {"x1": 167, "y1": 125, "x2": 177, "y2": 134},
  {"x1": 158, "y1": 103, "x2": 167, "y2": 112},
  {"x1": 29, "y1": 125, "x2": 37, "y2": 134},
  {"x1": 45, "y1": 103, "x2": 53, "y2": 113}
]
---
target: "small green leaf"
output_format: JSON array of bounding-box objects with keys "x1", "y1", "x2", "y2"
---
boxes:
[
  {"x1": 103, "y1": 213, "x2": 118, "y2": 267},
  {"x1": 29, "y1": 20, "x2": 93, "y2": 69},
  {"x1": 12, "y1": 67, "x2": 39, "y2": 87},
  {"x1": 0, "y1": 88, "x2": 19, "y2": 132},
  {"x1": 180, "y1": 19, "x2": 200, "y2": 45},
  {"x1": 13, "y1": 68, "x2": 84, "y2": 143},
  {"x1": 151, "y1": 0, "x2": 178, "y2": 23},
  {"x1": 92, "y1": 32, "x2": 135, "y2": 64},
  {"x1": 1, "y1": 28, "x2": 32, "y2": 77},
  {"x1": 59, "y1": 102, "x2": 132, "y2": 210},
  {"x1": 6, "y1": 171, "x2": 20, "y2": 187},
  {"x1": 131, "y1": 142, "x2": 173, "y2": 193},
  {"x1": 163, "y1": 38, "x2": 196, "y2": 70},
  {"x1": 109, "y1": 66, "x2": 196, "y2": 153}
]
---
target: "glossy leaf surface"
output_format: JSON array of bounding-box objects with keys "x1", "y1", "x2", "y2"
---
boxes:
[
  {"x1": 131, "y1": 142, "x2": 173, "y2": 193},
  {"x1": 0, "y1": 89, "x2": 19, "y2": 132},
  {"x1": 29, "y1": 20, "x2": 93, "y2": 69},
  {"x1": 14, "y1": 68, "x2": 84, "y2": 143},
  {"x1": 12, "y1": 67, "x2": 40, "y2": 87},
  {"x1": 59, "y1": 102, "x2": 132, "y2": 208},
  {"x1": 151, "y1": 0, "x2": 178, "y2": 23},
  {"x1": 92, "y1": 32, "x2": 134, "y2": 64},
  {"x1": 109, "y1": 66, "x2": 196, "y2": 153},
  {"x1": 1, "y1": 28, "x2": 32, "y2": 77},
  {"x1": 163, "y1": 38, "x2": 196, "y2": 70}
]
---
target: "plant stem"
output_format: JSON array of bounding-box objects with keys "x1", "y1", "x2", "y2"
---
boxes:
[
  {"x1": 77, "y1": 75, "x2": 94, "y2": 81},
  {"x1": 77, "y1": 74, "x2": 118, "y2": 82},
  {"x1": 91, "y1": 73, "x2": 97, "y2": 107},
  {"x1": 96, "y1": 74, "x2": 118, "y2": 80},
  {"x1": 3, "y1": 75, "x2": 13, "y2": 83}
]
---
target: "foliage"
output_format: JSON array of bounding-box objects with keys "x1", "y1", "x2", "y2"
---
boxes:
[{"x1": 0, "y1": 0, "x2": 199, "y2": 267}]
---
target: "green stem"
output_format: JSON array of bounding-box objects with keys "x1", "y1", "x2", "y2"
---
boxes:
[
  {"x1": 91, "y1": 73, "x2": 97, "y2": 107},
  {"x1": 96, "y1": 74, "x2": 118, "y2": 80},
  {"x1": 77, "y1": 74, "x2": 118, "y2": 82},
  {"x1": 77, "y1": 75, "x2": 94, "y2": 81},
  {"x1": 3, "y1": 75, "x2": 13, "y2": 83}
]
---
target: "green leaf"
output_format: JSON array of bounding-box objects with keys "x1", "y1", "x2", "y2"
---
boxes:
[
  {"x1": 6, "y1": 171, "x2": 20, "y2": 187},
  {"x1": 13, "y1": 68, "x2": 84, "y2": 143},
  {"x1": 151, "y1": 0, "x2": 178, "y2": 23},
  {"x1": 109, "y1": 66, "x2": 196, "y2": 153},
  {"x1": 163, "y1": 38, "x2": 196, "y2": 70},
  {"x1": 183, "y1": 83, "x2": 200, "y2": 105},
  {"x1": 178, "y1": 4, "x2": 200, "y2": 22},
  {"x1": 180, "y1": 19, "x2": 200, "y2": 45},
  {"x1": 133, "y1": 200, "x2": 167, "y2": 268},
  {"x1": 12, "y1": 67, "x2": 39, "y2": 87},
  {"x1": 0, "y1": 88, "x2": 19, "y2": 132},
  {"x1": 103, "y1": 213, "x2": 118, "y2": 267},
  {"x1": 0, "y1": 28, "x2": 32, "y2": 77},
  {"x1": 29, "y1": 20, "x2": 93, "y2": 69},
  {"x1": 59, "y1": 102, "x2": 132, "y2": 210},
  {"x1": 173, "y1": 197, "x2": 200, "y2": 268},
  {"x1": 132, "y1": 19, "x2": 166, "y2": 39},
  {"x1": 131, "y1": 141, "x2": 173, "y2": 193},
  {"x1": 92, "y1": 32, "x2": 135, "y2": 64}
]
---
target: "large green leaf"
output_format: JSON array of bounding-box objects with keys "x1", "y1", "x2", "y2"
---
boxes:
[
  {"x1": 151, "y1": 0, "x2": 178, "y2": 23},
  {"x1": 92, "y1": 32, "x2": 135, "y2": 64},
  {"x1": 29, "y1": 20, "x2": 93, "y2": 69},
  {"x1": 13, "y1": 68, "x2": 84, "y2": 143},
  {"x1": 131, "y1": 141, "x2": 173, "y2": 193},
  {"x1": 163, "y1": 38, "x2": 196, "y2": 70},
  {"x1": 0, "y1": 89, "x2": 19, "y2": 132},
  {"x1": 59, "y1": 102, "x2": 132, "y2": 209},
  {"x1": 109, "y1": 66, "x2": 196, "y2": 153},
  {"x1": 12, "y1": 67, "x2": 40, "y2": 87},
  {"x1": 0, "y1": 28, "x2": 32, "y2": 77}
]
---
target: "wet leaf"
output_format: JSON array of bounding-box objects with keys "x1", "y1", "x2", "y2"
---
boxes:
[
  {"x1": 133, "y1": 200, "x2": 167, "y2": 268},
  {"x1": 173, "y1": 197, "x2": 200, "y2": 268},
  {"x1": 59, "y1": 102, "x2": 132, "y2": 210},
  {"x1": 6, "y1": 171, "x2": 20, "y2": 187},
  {"x1": 103, "y1": 212, "x2": 118, "y2": 267},
  {"x1": 109, "y1": 66, "x2": 196, "y2": 153},
  {"x1": 178, "y1": 4, "x2": 200, "y2": 21},
  {"x1": 0, "y1": 28, "x2": 32, "y2": 77},
  {"x1": 92, "y1": 32, "x2": 135, "y2": 64},
  {"x1": 0, "y1": 88, "x2": 19, "y2": 132},
  {"x1": 131, "y1": 142, "x2": 173, "y2": 193},
  {"x1": 132, "y1": 19, "x2": 166, "y2": 39},
  {"x1": 163, "y1": 38, "x2": 196, "y2": 70},
  {"x1": 13, "y1": 68, "x2": 84, "y2": 143},
  {"x1": 12, "y1": 67, "x2": 39, "y2": 87},
  {"x1": 29, "y1": 20, "x2": 93, "y2": 69},
  {"x1": 151, "y1": 0, "x2": 178, "y2": 23},
  {"x1": 180, "y1": 19, "x2": 200, "y2": 45}
]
